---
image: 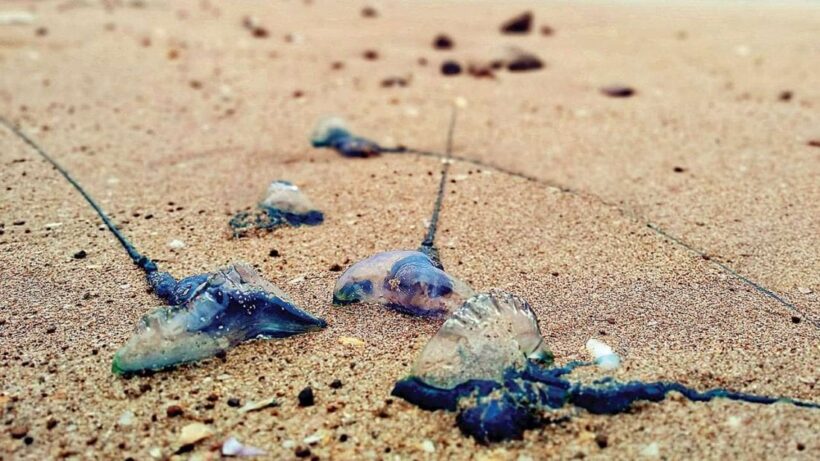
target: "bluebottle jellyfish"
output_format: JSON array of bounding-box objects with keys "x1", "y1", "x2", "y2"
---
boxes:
[
  {"x1": 311, "y1": 116, "x2": 389, "y2": 158},
  {"x1": 0, "y1": 117, "x2": 327, "y2": 375},
  {"x1": 329, "y1": 107, "x2": 475, "y2": 316},
  {"x1": 229, "y1": 180, "x2": 324, "y2": 237},
  {"x1": 392, "y1": 291, "x2": 819, "y2": 443}
]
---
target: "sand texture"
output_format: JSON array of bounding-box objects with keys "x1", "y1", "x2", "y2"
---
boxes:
[{"x1": 1, "y1": 0, "x2": 818, "y2": 460}]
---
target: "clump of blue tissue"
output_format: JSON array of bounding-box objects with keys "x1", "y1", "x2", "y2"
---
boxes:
[
  {"x1": 230, "y1": 180, "x2": 323, "y2": 237},
  {"x1": 113, "y1": 263, "x2": 326, "y2": 374},
  {"x1": 332, "y1": 250, "x2": 474, "y2": 316},
  {"x1": 311, "y1": 117, "x2": 388, "y2": 157},
  {"x1": 392, "y1": 291, "x2": 819, "y2": 443}
]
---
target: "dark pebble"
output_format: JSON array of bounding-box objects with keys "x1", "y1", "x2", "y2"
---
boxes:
[
  {"x1": 24, "y1": 436, "x2": 34, "y2": 445},
  {"x1": 791, "y1": 316, "x2": 801, "y2": 324},
  {"x1": 595, "y1": 433, "x2": 609, "y2": 449},
  {"x1": 295, "y1": 446, "x2": 311, "y2": 458},
  {"x1": 339, "y1": 434, "x2": 349, "y2": 442},
  {"x1": 13, "y1": 220, "x2": 25, "y2": 226},
  {"x1": 778, "y1": 90, "x2": 793, "y2": 101},
  {"x1": 46, "y1": 419, "x2": 58, "y2": 430},
  {"x1": 166, "y1": 405, "x2": 184, "y2": 417},
  {"x1": 507, "y1": 53, "x2": 544, "y2": 72},
  {"x1": 206, "y1": 393, "x2": 219, "y2": 402},
  {"x1": 227, "y1": 397, "x2": 241, "y2": 407},
  {"x1": 361, "y1": 6, "x2": 378, "y2": 18},
  {"x1": 540, "y1": 25, "x2": 555, "y2": 36},
  {"x1": 73, "y1": 250, "x2": 87, "y2": 259},
  {"x1": 807, "y1": 140, "x2": 820, "y2": 148},
  {"x1": 329, "y1": 264, "x2": 343, "y2": 272},
  {"x1": 363, "y1": 50, "x2": 379, "y2": 60},
  {"x1": 269, "y1": 249, "x2": 280, "y2": 257},
  {"x1": 441, "y1": 60, "x2": 462, "y2": 76},
  {"x1": 380, "y1": 77, "x2": 409, "y2": 88},
  {"x1": 500, "y1": 11, "x2": 533, "y2": 34},
  {"x1": 329, "y1": 379, "x2": 343, "y2": 389},
  {"x1": 433, "y1": 34, "x2": 454, "y2": 50},
  {"x1": 673, "y1": 166, "x2": 686, "y2": 173},
  {"x1": 298, "y1": 386, "x2": 315, "y2": 407},
  {"x1": 601, "y1": 85, "x2": 636, "y2": 98},
  {"x1": 46, "y1": 326, "x2": 56, "y2": 334}
]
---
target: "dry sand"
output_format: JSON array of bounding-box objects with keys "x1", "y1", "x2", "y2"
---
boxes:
[{"x1": 1, "y1": 0, "x2": 818, "y2": 459}]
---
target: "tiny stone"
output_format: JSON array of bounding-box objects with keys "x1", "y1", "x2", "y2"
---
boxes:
[
  {"x1": 46, "y1": 325, "x2": 56, "y2": 334},
  {"x1": 791, "y1": 316, "x2": 801, "y2": 324},
  {"x1": 808, "y1": 140, "x2": 820, "y2": 148},
  {"x1": 227, "y1": 397, "x2": 241, "y2": 407},
  {"x1": 595, "y1": 433, "x2": 609, "y2": 448},
  {"x1": 329, "y1": 264, "x2": 343, "y2": 272},
  {"x1": 73, "y1": 250, "x2": 87, "y2": 259},
  {"x1": 329, "y1": 379, "x2": 343, "y2": 389},
  {"x1": 298, "y1": 386, "x2": 315, "y2": 407},
  {"x1": 500, "y1": 11, "x2": 533, "y2": 34},
  {"x1": 295, "y1": 446, "x2": 311, "y2": 458},
  {"x1": 10, "y1": 425, "x2": 28, "y2": 439},
  {"x1": 778, "y1": 90, "x2": 793, "y2": 101},
  {"x1": 601, "y1": 85, "x2": 636, "y2": 98},
  {"x1": 46, "y1": 418, "x2": 58, "y2": 430},
  {"x1": 363, "y1": 50, "x2": 379, "y2": 60},
  {"x1": 361, "y1": 6, "x2": 378, "y2": 18},
  {"x1": 433, "y1": 34, "x2": 454, "y2": 50},
  {"x1": 507, "y1": 52, "x2": 544, "y2": 72},
  {"x1": 269, "y1": 249, "x2": 280, "y2": 257},
  {"x1": 673, "y1": 166, "x2": 686, "y2": 173},
  {"x1": 166, "y1": 405, "x2": 184, "y2": 417},
  {"x1": 797, "y1": 287, "x2": 813, "y2": 294},
  {"x1": 441, "y1": 60, "x2": 462, "y2": 76},
  {"x1": 540, "y1": 25, "x2": 555, "y2": 36},
  {"x1": 24, "y1": 436, "x2": 34, "y2": 445}
]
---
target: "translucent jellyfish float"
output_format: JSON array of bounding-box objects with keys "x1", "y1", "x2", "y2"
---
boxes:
[
  {"x1": 327, "y1": 107, "x2": 475, "y2": 316},
  {"x1": 230, "y1": 180, "x2": 324, "y2": 237},
  {"x1": 0, "y1": 118, "x2": 327, "y2": 375},
  {"x1": 392, "y1": 291, "x2": 820, "y2": 443},
  {"x1": 332, "y1": 250, "x2": 474, "y2": 316}
]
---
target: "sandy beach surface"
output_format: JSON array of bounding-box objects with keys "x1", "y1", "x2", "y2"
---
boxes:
[{"x1": 1, "y1": 0, "x2": 818, "y2": 459}]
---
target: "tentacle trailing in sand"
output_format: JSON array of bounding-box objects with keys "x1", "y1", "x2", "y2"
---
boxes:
[
  {"x1": 321, "y1": 107, "x2": 471, "y2": 316},
  {"x1": 229, "y1": 180, "x2": 324, "y2": 237},
  {"x1": 392, "y1": 291, "x2": 820, "y2": 443},
  {"x1": 1, "y1": 117, "x2": 327, "y2": 374}
]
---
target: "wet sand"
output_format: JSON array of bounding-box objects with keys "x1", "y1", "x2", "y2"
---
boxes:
[{"x1": 1, "y1": 1, "x2": 818, "y2": 459}]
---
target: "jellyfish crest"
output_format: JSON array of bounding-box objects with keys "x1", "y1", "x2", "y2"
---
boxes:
[
  {"x1": 310, "y1": 116, "x2": 351, "y2": 147},
  {"x1": 261, "y1": 180, "x2": 317, "y2": 216},
  {"x1": 410, "y1": 291, "x2": 552, "y2": 389},
  {"x1": 113, "y1": 263, "x2": 326, "y2": 374},
  {"x1": 332, "y1": 250, "x2": 474, "y2": 316}
]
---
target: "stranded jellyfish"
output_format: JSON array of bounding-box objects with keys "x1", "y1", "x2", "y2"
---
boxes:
[
  {"x1": 113, "y1": 262, "x2": 326, "y2": 374},
  {"x1": 0, "y1": 118, "x2": 327, "y2": 375},
  {"x1": 230, "y1": 180, "x2": 324, "y2": 237},
  {"x1": 392, "y1": 291, "x2": 820, "y2": 443},
  {"x1": 332, "y1": 250, "x2": 474, "y2": 316},
  {"x1": 311, "y1": 116, "x2": 386, "y2": 158}
]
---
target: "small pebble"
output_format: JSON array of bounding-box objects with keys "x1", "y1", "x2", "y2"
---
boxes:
[
  {"x1": 507, "y1": 52, "x2": 544, "y2": 72},
  {"x1": 363, "y1": 50, "x2": 379, "y2": 60},
  {"x1": 778, "y1": 90, "x2": 793, "y2": 101},
  {"x1": 540, "y1": 25, "x2": 555, "y2": 36},
  {"x1": 295, "y1": 446, "x2": 311, "y2": 458},
  {"x1": 167, "y1": 239, "x2": 185, "y2": 250},
  {"x1": 73, "y1": 250, "x2": 87, "y2": 259},
  {"x1": 441, "y1": 60, "x2": 462, "y2": 76},
  {"x1": 673, "y1": 166, "x2": 686, "y2": 173},
  {"x1": 10, "y1": 425, "x2": 28, "y2": 439},
  {"x1": 329, "y1": 263, "x2": 343, "y2": 272},
  {"x1": 595, "y1": 433, "x2": 609, "y2": 448},
  {"x1": 329, "y1": 379, "x2": 343, "y2": 389},
  {"x1": 227, "y1": 397, "x2": 241, "y2": 407},
  {"x1": 166, "y1": 405, "x2": 184, "y2": 417},
  {"x1": 298, "y1": 387, "x2": 315, "y2": 407},
  {"x1": 269, "y1": 249, "x2": 280, "y2": 257},
  {"x1": 601, "y1": 85, "x2": 636, "y2": 98},
  {"x1": 500, "y1": 11, "x2": 533, "y2": 34},
  {"x1": 361, "y1": 6, "x2": 378, "y2": 18},
  {"x1": 433, "y1": 34, "x2": 454, "y2": 50}
]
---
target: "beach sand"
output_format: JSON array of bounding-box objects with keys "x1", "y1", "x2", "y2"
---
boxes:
[{"x1": 1, "y1": 0, "x2": 818, "y2": 459}]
